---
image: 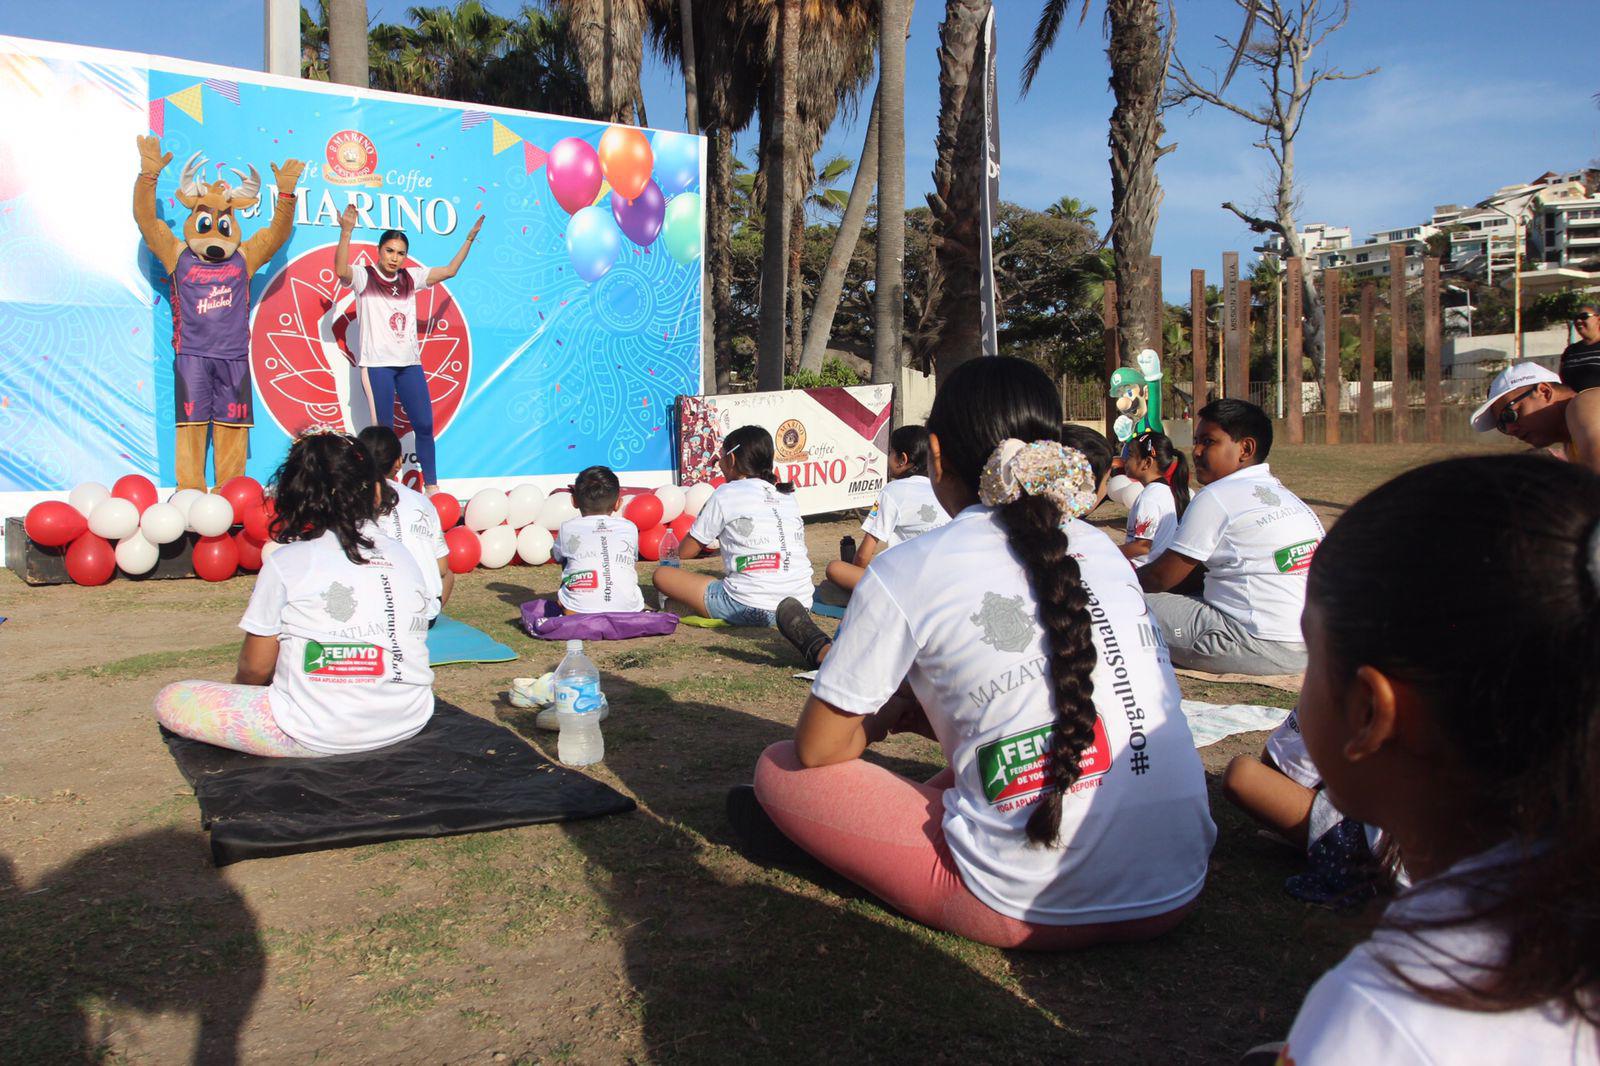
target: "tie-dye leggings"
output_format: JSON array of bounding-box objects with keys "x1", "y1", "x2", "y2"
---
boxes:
[{"x1": 155, "y1": 680, "x2": 327, "y2": 758}]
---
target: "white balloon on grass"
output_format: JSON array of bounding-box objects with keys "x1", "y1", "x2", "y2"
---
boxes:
[
  {"x1": 114, "y1": 531, "x2": 159, "y2": 575},
  {"x1": 187, "y1": 493, "x2": 235, "y2": 537},
  {"x1": 538, "y1": 493, "x2": 578, "y2": 532},
  {"x1": 477, "y1": 524, "x2": 518, "y2": 569},
  {"x1": 506, "y1": 484, "x2": 548, "y2": 529},
  {"x1": 167, "y1": 488, "x2": 203, "y2": 523},
  {"x1": 139, "y1": 501, "x2": 186, "y2": 545},
  {"x1": 465, "y1": 488, "x2": 510, "y2": 532},
  {"x1": 260, "y1": 539, "x2": 282, "y2": 564},
  {"x1": 88, "y1": 497, "x2": 140, "y2": 540},
  {"x1": 683, "y1": 482, "x2": 715, "y2": 517},
  {"x1": 516, "y1": 524, "x2": 554, "y2": 565},
  {"x1": 69, "y1": 481, "x2": 110, "y2": 518},
  {"x1": 654, "y1": 485, "x2": 686, "y2": 524}
]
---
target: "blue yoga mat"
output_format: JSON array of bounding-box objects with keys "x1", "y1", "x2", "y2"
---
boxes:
[
  {"x1": 427, "y1": 616, "x2": 518, "y2": 666},
  {"x1": 810, "y1": 601, "x2": 846, "y2": 619}
]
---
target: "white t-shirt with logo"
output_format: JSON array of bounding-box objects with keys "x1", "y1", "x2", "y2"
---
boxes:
[
  {"x1": 239, "y1": 530, "x2": 437, "y2": 754},
  {"x1": 363, "y1": 479, "x2": 446, "y2": 611},
  {"x1": 1264, "y1": 707, "x2": 1322, "y2": 789},
  {"x1": 688, "y1": 478, "x2": 814, "y2": 611},
  {"x1": 861, "y1": 474, "x2": 949, "y2": 549},
  {"x1": 349, "y1": 263, "x2": 430, "y2": 367},
  {"x1": 812, "y1": 505, "x2": 1216, "y2": 925},
  {"x1": 1166, "y1": 464, "x2": 1325, "y2": 642},
  {"x1": 1124, "y1": 481, "x2": 1178, "y2": 568},
  {"x1": 1284, "y1": 844, "x2": 1596, "y2": 1065},
  {"x1": 554, "y1": 514, "x2": 645, "y2": 613}
]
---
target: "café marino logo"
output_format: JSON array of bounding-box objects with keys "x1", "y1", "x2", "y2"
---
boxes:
[{"x1": 325, "y1": 130, "x2": 384, "y2": 188}]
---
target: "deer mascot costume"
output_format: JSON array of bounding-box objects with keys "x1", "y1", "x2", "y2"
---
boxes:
[{"x1": 132, "y1": 136, "x2": 304, "y2": 490}]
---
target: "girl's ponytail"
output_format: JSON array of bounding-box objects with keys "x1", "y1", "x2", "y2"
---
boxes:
[{"x1": 1136, "y1": 432, "x2": 1190, "y2": 517}]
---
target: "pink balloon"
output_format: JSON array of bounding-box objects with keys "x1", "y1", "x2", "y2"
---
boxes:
[{"x1": 546, "y1": 137, "x2": 603, "y2": 216}]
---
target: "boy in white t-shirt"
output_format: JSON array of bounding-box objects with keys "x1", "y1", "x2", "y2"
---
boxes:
[
  {"x1": 358, "y1": 426, "x2": 452, "y2": 612},
  {"x1": 552, "y1": 466, "x2": 645, "y2": 614},
  {"x1": 819, "y1": 425, "x2": 948, "y2": 603},
  {"x1": 1138, "y1": 399, "x2": 1323, "y2": 676}
]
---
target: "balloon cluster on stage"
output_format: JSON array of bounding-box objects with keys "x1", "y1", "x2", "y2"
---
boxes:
[{"x1": 546, "y1": 128, "x2": 703, "y2": 282}]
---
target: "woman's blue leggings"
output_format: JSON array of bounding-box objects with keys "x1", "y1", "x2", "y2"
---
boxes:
[{"x1": 363, "y1": 364, "x2": 437, "y2": 484}]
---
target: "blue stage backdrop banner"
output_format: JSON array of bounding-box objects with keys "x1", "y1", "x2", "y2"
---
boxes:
[{"x1": 0, "y1": 35, "x2": 704, "y2": 512}]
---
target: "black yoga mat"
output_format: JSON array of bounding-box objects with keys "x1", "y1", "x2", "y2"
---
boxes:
[{"x1": 161, "y1": 701, "x2": 635, "y2": 866}]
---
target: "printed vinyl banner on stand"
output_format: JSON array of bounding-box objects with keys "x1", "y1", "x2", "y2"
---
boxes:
[
  {"x1": 677, "y1": 385, "x2": 893, "y2": 516},
  {"x1": 0, "y1": 35, "x2": 704, "y2": 517}
]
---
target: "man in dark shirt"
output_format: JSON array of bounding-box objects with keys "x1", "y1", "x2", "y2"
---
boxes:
[{"x1": 1559, "y1": 303, "x2": 1600, "y2": 390}]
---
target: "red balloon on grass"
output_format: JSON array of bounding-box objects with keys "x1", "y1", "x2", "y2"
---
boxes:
[
  {"x1": 111, "y1": 474, "x2": 158, "y2": 514},
  {"x1": 234, "y1": 531, "x2": 265, "y2": 571},
  {"x1": 668, "y1": 512, "x2": 695, "y2": 543},
  {"x1": 193, "y1": 534, "x2": 239, "y2": 582},
  {"x1": 432, "y1": 492, "x2": 461, "y2": 530},
  {"x1": 25, "y1": 501, "x2": 87, "y2": 547},
  {"x1": 623, "y1": 492, "x2": 663, "y2": 531},
  {"x1": 710, "y1": 475, "x2": 727, "y2": 488},
  {"x1": 218, "y1": 476, "x2": 265, "y2": 524},
  {"x1": 243, "y1": 499, "x2": 276, "y2": 543},
  {"x1": 65, "y1": 532, "x2": 116, "y2": 586},
  {"x1": 638, "y1": 523, "x2": 673, "y2": 562},
  {"x1": 445, "y1": 526, "x2": 481, "y2": 573}
]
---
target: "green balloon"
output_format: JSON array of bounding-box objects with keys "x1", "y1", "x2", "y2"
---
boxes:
[{"x1": 661, "y1": 192, "x2": 703, "y2": 266}]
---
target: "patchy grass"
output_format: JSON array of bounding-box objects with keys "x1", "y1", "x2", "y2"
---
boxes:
[{"x1": 26, "y1": 642, "x2": 239, "y2": 683}]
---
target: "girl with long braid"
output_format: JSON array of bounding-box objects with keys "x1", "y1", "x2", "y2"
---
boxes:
[{"x1": 736, "y1": 358, "x2": 1215, "y2": 949}]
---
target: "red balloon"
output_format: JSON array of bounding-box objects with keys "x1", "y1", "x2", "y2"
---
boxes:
[
  {"x1": 432, "y1": 493, "x2": 461, "y2": 530},
  {"x1": 710, "y1": 475, "x2": 727, "y2": 487},
  {"x1": 64, "y1": 532, "x2": 116, "y2": 585},
  {"x1": 243, "y1": 499, "x2": 275, "y2": 543},
  {"x1": 111, "y1": 474, "x2": 158, "y2": 514},
  {"x1": 668, "y1": 512, "x2": 695, "y2": 543},
  {"x1": 218, "y1": 476, "x2": 264, "y2": 525},
  {"x1": 638, "y1": 523, "x2": 671, "y2": 562},
  {"x1": 192, "y1": 534, "x2": 239, "y2": 582},
  {"x1": 623, "y1": 493, "x2": 664, "y2": 531},
  {"x1": 24, "y1": 501, "x2": 87, "y2": 547},
  {"x1": 234, "y1": 530, "x2": 265, "y2": 571},
  {"x1": 445, "y1": 526, "x2": 480, "y2": 573}
]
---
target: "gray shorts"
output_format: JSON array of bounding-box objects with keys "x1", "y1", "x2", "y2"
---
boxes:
[{"x1": 1145, "y1": 592, "x2": 1307, "y2": 676}]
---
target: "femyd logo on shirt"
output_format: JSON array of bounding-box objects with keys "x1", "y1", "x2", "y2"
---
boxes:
[
  {"x1": 977, "y1": 717, "x2": 1111, "y2": 805},
  {"x1": 303, "y1": 640, "x2": 385, "y2": 677},
  {"x1": 562, "y1": 569, "x2": 599, "y2": 590},
  {"x1": 734, "y1": 552, "x2": 782, "y2": 573},
  {"x1": 1274, "y1": 539, "x2": 1319, "y2": 574}
]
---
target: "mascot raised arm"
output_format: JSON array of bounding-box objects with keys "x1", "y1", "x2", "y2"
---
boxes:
[
  {"x1": 1109, "y1": 348, "x2": 1164, "y2": 444},
  {"x1": 132, "y1": 136, "x2": 303, "y2": 490}
]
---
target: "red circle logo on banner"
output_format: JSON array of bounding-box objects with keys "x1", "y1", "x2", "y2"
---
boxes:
[
  {"x1": 249, "y1": 243, "x2": 471, "y2": 440},
  {"x1": 325, "y1": 130, "x2": 379, "y2": 184}
]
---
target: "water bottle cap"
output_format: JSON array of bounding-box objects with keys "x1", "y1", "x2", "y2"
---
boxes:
[{"x1": 566, "y1": 639, "x2": 583, "y2": 652}]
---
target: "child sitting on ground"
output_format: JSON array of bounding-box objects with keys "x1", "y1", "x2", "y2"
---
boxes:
[
  {"x1": 820, "y1": 426, "x2": 947, "y2": 600},
  {"x1": 356, "y1": 426, "x2": 452, "y2": 611},
  {"x1": 553, "y1": 466, "x2": 645, "y2": 615},
  {"x1": 1118, "y1": 431, "x2": 1189, "y2": 567},
  {"x1": 1272, "y1": 453, "x2": 1600, "y2": 1062},
  {"x1": 652, "y1": 425, "x2": 814, "y2": 626}
]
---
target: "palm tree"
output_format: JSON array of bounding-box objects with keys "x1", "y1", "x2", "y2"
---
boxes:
[
  {"x1": 482, "y1": 7, "x2": 590, "y2": 116},
  {"x1": 554, "y1": 0, "x2": 649, "y2": 124},
  {"x1": 327, "y1": 0, "x2": 370, "y2": 87},
  {"x1": 1045, "y1": 196, "x2": 1099, "y2": 227},
  {"x1": 875, "y1": 0, "x2": 911, "y2": 405},
  {"x1": 799, "y1": 90, "x2": 880, "y2": 373},
  {"x1": 756, "y1": 0, "x2": 798, "y2": 392}
]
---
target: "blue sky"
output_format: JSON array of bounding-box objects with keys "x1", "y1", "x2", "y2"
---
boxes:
[{"x1": 4, "y1": 0, "x2": 1596, "y2": 300}]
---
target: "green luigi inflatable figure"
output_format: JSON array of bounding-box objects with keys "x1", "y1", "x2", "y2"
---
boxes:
[{"x1": 1109, "y1": 348, "x2": 1163, "y2": 443}]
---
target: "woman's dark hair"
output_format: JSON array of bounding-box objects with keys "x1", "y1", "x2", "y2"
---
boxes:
[
  {"x1": 927, "y1": 356, "x2": 1096, "y2": 848},
  {"x1": 268, "y1": 432, "x2": 384, "y2": 564},
  {"x1": 722, "y1": 425, "x2": 794, "y2": 494},
  {"x1": 1060, "y1": 424, "x2": 1113, "y2": 489},
  {"x1": 889, "y1": 425, "x2": 931, "y2": 477},
  {"x1": 1132, "y1": 431, "x2": 1191, "y2": 517},
  {"x1": 1308, "y1": 454, "x2": 1600, "y2": 1023},
  {"x1": 1197, "y1": 398, "x2": 1273, "y2": 462},
  {"x1": 377, "y1": 229, "x2": 409, "y2": 252},
  {"x1": 356, "y1": 425, "x2": 402, "y2": 477},
  {"x1": 573, "y1": 465, "x2": 621, "y2": 514}
]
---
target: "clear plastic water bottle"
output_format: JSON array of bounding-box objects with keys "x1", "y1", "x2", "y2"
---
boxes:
[
  {"x1": 655, "y1": 532, "x2": 680, "y2": 610},
  {"x1": 554, "y1": 639, "x2": 605, "y2": 766}
]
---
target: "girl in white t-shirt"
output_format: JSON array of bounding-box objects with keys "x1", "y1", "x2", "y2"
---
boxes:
[
  {"x1": 653, "y1": 425, "x2": 815, "y2": 626},
  {"x1": 155, "y1": 430, "x2": 438, "y2": 757},
  {"x1": 823, "y1": 425, "x2": 948, "y2": 594},
  {"x1": 1276, "y1": 454, "x2": 1600, "y2": 1064},
  {"x1": 1118, "y1": 431, "x2": 1189, "y2": 568},
  {"x1": 738, "y1": 357, "x2": 1216, "y2": 949},
  {"x1": 357, "y1": 425, "x2": 452, "y2": 612}
]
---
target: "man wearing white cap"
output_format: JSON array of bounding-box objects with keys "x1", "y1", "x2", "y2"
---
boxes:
[{"x1": 1470, "y1": 361, "x2": 1600, "y2": 472}]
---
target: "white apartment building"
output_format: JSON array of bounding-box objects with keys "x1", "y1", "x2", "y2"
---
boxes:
[
  {"x1": 1263, "y1": 222, "x2": 1350, "y2": 261},
  {"x1": 1316, "y1": 223, "x2": 1437, "y2": 280},
  {"x1": 1525, "y1": 177, "x2": 1600, "y2": 295}
]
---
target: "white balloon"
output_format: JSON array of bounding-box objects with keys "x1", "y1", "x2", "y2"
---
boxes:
[
  {"x1": 537, "y1": 493, "x2": 576, "y2": 532},
  {"x1": 683, "y1": 482, "x2": 715, "y2": 517},
  {"x1": 69, "y1": 482, "x2": 110, "y2": 518},
  {"x1": 139, "y1": 501, "x2": 186, "y2": 545},
  {"x1": 1107, "y1": 474, "x2": 1145, "y2": 510},
  {"x1": 260, "y1": 540, "x2": 282, "y2": 563},
  {"x1": 167, "y1": 488, "x2": 203, "y2": 522},
  {"x1": 516, "y1": 524, "x2": 554, "y2": 565},
  {"x1": 88, "y1": 497, "x2": 140, "y2": 540},
  {"x1": 477, "y1": 524, "x2": 518, "y2": 569},
  {"x1": 654, "y1": 485, "x2": 686, "y2": 524},
  {"x1": 507, "y1": 484, "x2": 548, "y2": 528},
  {"x1": 465, "y1": 488, "x2": 510, "y2": 532},
  {"x1": 188, "y1": 493, "x2": 235, "y2": 536},
  {"x1": 114, "y1": 531, "x2": 160, "y2": 575}
]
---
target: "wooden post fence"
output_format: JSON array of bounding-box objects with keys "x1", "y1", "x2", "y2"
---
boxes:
[
  {"x1": 1191, "y1": 269, "x2": 1207, "y2": 422},
  {"x1": 1150, "y1": 255, "x2": 1163, "y2": 359},
  {"x1": 1359, "y1": 283, "x2": 1376, "y2": 443},
  {"x1": 1287, "y1": 257, "x2": 1304, "y2": 443},
  {"x1": 1103, "y1": 278, "x2": 1120, "y2": 440},
  {"x1": 1223, "y1": 252, "x2": 1242, "y2": 398},
  {"x1": 1323, "y1": 268, "x2": 1342, "y2": 444},
  {"x1": 1389, "y1": 245, "x2": 1408, "y2": 443},
  {"x1": 1424, "y1": 258, "x2": 1442, "y2": 442},
  {"x1": 1237, "y1": 278, "x2": 1252, "y2": 401}
]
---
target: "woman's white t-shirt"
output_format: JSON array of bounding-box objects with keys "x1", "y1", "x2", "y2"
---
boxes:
[
  {"x1": 349, "y1": 263, "x2": 429, "y2": 367},
  {"x1": 1284, "y1": 844, "x2": 1597, "y2": 1065},
  {"x1": 861, "y1": 475, "x2": 949, "y2": 549},
  {"x1": 1124, "y1": 481, "x2": 1178, "y2": 568},
  {"x1": 688, "y1": 478, "x2": 814, "y2": 611},
  {"x1": 364, "y1": 479, "x2": 447, "y2": 611},
  {"x1": 554, "y1": 514, "x2": 645, "y2": 613},
  {"x1": 240, "y1": 530, "x2": 437, "y2": 754},
  {"x1": 812, "y1": 505, "x2": 1216, "y2": 925}
]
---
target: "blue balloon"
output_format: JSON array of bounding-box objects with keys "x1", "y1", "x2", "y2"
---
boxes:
[
  {"x1": 566, "y1": 205, "x2": 623, "y2": 283},
  {"x1": 651, "y1": 131, "x2": 701, "y2": 197}
]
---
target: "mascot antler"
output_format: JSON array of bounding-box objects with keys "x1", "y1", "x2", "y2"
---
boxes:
[
  {"x1": 225, "y1": 164, "x2": 261, "y2": 207},
  {"x1": 175, "y1": 151, "x2": 207, "y2": 208}
]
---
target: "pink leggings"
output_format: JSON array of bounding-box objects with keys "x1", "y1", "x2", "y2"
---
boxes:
[
  {"x1": 155, "y1": 680, "x2": 326, "y2": 758},
  {"x1": 753, "y1": 741, "x2": 1194, "y2": 950}
]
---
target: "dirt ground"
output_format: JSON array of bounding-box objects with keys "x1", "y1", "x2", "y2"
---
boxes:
[{"x1": 0, "y1": 440, "x2": 1513, "y2": 1064}]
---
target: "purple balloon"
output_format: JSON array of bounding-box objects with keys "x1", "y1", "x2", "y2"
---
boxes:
[
  {"x1": 546, "y1": 137, "x2": 603, "y2": 215},
  {"x1": 611, "y1": 179, "x2": 666, "y2": 247}
]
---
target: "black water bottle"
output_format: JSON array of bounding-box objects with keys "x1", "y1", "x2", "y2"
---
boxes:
[{"x1": 840, "y1": 535, "x2": 856, "y2": 565}]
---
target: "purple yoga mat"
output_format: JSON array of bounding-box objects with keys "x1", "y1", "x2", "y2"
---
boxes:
[{"x1": 520, "y1": 599, "x2": 679, "y2": 641}]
